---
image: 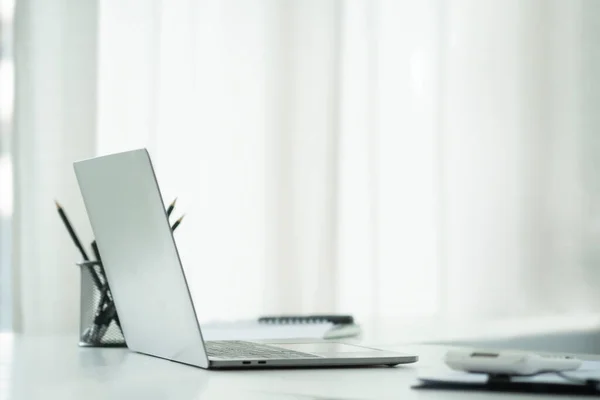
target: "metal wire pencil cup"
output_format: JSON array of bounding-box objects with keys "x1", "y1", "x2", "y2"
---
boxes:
[{"x1": 77, "y1": 260, "x2": 126, "y2": 347}]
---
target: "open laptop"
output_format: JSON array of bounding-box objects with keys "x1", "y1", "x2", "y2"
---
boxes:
[{"x1": 73, "y1": 148, "x2": 418, "y2": 369}]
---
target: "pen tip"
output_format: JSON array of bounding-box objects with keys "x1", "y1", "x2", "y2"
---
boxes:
[
  {"x1": 178, "y1": 214, "x2": 185, "y2": 223},
  {"x1": 55, "y1": 200, "x2": 61, "y2": 209}
]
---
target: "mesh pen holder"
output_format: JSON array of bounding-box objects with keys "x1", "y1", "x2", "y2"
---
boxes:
[{"x1": 77, "y1": 260, "x2": 126, "y2": 347}]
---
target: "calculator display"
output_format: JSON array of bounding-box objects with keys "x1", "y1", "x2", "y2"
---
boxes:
[{"x1": 471, "y1": 352, "x2": 499, "y2": 358}]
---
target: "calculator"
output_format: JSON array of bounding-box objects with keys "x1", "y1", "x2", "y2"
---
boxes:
[{"x1": 444, "y1": 349, "x2": 582, "y2": 375}]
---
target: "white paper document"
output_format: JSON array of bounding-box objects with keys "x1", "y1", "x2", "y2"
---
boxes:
[{"x1": 201, "y1": 320, "x2": 335, "y2": 341}]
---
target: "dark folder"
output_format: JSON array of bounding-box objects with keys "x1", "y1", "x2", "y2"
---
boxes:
[{"x1": 414, "y1": 371, "x2": 600, "y2": 396}]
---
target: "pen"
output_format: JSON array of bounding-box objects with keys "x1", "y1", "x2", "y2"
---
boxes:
[
  {"x1": 171, "y1": 214, "x2": 184, "y2": 232},
  {"x1": 91, "y1": 240, "x2": 107, "y2": 280},
  {"x1": 91, "y1": 240, "x2": 101, "y2": 262},
  {"x1": 91, "y1": 241, "x2": 108, "y2": 313},
  {"x1": 91, "y1": 300, "x2": 117, "y2": 342},
  {"x1": 91, "y1": 240, "x2": 108, "y2": 284},
  {"x1": 90, "y1": 240, "x2": 121, "y2": 331},
  {"x1": 55, "y1": 200, "x2": 89, "y2": 261},
  {"x1": 166, "y1": 198, "x2": 177, "y2": 218}
]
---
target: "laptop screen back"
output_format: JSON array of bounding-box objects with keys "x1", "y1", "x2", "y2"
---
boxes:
[{"x1": 74, "y1": 149, "x2": 209, "y2": 368}]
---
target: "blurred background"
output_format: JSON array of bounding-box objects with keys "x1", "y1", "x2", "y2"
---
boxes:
[{"x1": 2, "y1": 0, "x2": 600, "y2": 337}]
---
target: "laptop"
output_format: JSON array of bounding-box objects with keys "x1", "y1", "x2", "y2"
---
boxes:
[{"x1": 73, "y1": 148, "x2": 418, "y2": 369}]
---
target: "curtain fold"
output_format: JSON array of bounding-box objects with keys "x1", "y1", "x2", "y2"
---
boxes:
[
  {"x1": 442, "y1": 0, "x2": 600, "y2": 317},
  {"x1": 12, "y1": 0, "x2": 98, "y2": 333}
]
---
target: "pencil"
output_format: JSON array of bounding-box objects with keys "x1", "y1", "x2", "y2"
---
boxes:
[
  {"x1": 91, "y1": 240, "x2": 101, "y2": 262},
  {"x1": 166, "y1": 198, "x2": 177, "y2": 218},
  {"x1": 55, "y1": 200, "x2": 89, "y2": 261},
  {"x1": 171, "y1": 214, "x2": 184, "y2": 232}
]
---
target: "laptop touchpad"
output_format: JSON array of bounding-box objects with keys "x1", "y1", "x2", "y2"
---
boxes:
[{"x1": 269, "y1": 342, "x2": 382, "y2": 355}]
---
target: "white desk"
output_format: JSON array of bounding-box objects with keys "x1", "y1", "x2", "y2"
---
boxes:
[{"x1": 2, "y1": 333, "x2": 600, "y2": 400}]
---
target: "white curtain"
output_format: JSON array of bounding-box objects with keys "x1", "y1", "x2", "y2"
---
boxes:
[
  {"x1": 12, "y1": 0, "x2": 98, "y2": 333},
  {"x1": 12, "y1": 0, "x2": 600, "y2": 333}
]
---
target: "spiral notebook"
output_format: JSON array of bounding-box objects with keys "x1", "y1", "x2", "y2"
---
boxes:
[{"x1": 201, "y1": 315, "x2": 361, "y2": 341}]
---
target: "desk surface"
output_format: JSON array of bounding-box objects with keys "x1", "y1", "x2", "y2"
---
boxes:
[{"x1": 2, "y1": 333, "x2": 600, "y2": 400}]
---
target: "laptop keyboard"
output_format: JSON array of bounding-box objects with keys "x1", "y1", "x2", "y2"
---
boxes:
[{"x1": 205, "y1": 340, "x2": 321, "y2": 359}]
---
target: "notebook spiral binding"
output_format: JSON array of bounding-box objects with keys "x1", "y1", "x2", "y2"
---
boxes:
[{"x1": 258, "y1": 315, "x2": 354, "y2": 325}]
